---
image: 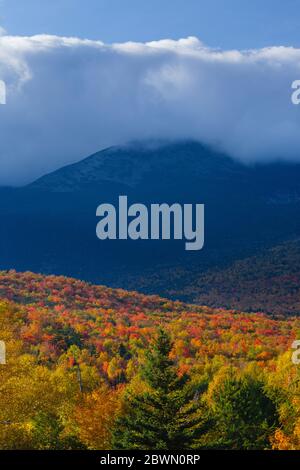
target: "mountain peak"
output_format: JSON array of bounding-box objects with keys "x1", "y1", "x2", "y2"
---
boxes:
[{"x1": 28, "y1": 140, "x2": 243, "y2": 192}]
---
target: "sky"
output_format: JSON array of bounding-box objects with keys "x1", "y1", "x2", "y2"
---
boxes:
[
  {"x1": 1, "y1": 0, "x2": 300, "y2": 50},
  {"x1": 0, "y1": 2, "x2": 300, "y2": 185}
]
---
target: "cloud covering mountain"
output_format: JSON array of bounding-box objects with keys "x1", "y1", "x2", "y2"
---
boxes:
[{"x1": 0, "y1": 34, "x2": 300, "y2": 185}]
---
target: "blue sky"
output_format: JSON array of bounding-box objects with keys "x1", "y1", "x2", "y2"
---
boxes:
[{"x1": 1, "y1": 0, "x2": 300, "y2": 49}]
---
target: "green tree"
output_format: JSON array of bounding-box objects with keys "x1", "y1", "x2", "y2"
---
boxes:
[
  {"x1": 112, "y1": 328, "x2": 209, "y2": 450},
  {"x1": 210, "y1": 372, "x2": 279, "y2": 449},
  {"x1": 31, "y1": 412, "x2": 85, "y2": 450}
]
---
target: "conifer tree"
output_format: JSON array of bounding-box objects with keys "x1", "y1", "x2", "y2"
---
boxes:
[
  {"x1": 210, "y1": 373, "x2": 279, "y2": 449},
  {"x1": 112, "y1": 328, "x2": 209, "y2": 449}
]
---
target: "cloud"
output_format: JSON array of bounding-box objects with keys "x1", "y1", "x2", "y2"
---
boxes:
[{"x1": 1, "y1": 34, "x2": 300, "y2": 185}]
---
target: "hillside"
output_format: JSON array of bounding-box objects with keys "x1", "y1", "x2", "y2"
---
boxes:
[
  {"x1": 185, "y1": 239, "x2": 300, "y2": 315},
  {"x1": 0, "y1": 271, "x2": 300, "y2": 364},
  {"x1": 0, "y1": 270, "x2": 300, "y2": 450},
  {"x1": 122, "y1": 239, "x2": 300, "y2": 316},
  {"x1": 0, "y1": 269, "x2": 298, "y2": 369}
]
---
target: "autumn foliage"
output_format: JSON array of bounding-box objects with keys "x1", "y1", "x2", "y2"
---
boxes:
[{"x1": 0, "y1": 270, "x2": 299, "y2": 449}]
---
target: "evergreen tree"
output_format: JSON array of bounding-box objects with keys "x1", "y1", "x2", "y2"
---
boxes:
[
  {"x1": 112, "y1": 328, "x2": 209, "y2": 449},
  {"x1": 210, "y1": 373, "x2": 279, "y2": 449},
  {"x1": 31, "y1": 412, "x2": 85, "y2": 450}
]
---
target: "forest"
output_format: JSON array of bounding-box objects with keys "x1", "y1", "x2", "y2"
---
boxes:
[
  {"x1": 122, "y1": 239, "x2": 300, "y2": 316},
  {"x1": 0, "y1": 270, "x2": 299, "y2": 450}
]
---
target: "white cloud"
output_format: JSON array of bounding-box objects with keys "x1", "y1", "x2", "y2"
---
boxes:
[{"x1": 0, "y1": 34, "x2": 300, "y2": 185}]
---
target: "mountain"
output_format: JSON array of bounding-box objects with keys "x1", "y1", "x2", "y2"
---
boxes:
[
  {"x1": 1, "y1": 140, "x2": 300, "y2": 312},
  {"x1": 186, "y1": 238, "x2": 300, "y2": 316},
  {"x1": 121, "y1": 238, "x2": 300, "y2": 316},
  {"x1": 29, "y1": 141, "x2": 245, "y2": 192}
]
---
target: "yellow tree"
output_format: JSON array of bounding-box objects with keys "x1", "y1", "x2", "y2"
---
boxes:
[{"x1": 73, "y1": 386, "x2": 123, "y2": 449}]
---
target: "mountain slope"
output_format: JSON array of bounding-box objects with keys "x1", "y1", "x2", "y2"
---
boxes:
[
  {"x1": 29, "y1": 141, "x2": 246, "y2": 192},
  {"x1": 182, "y1": 239, "x2": 300, "y2": 315},
  {"x1": 1, "y1": 141, "x2": 300, "y2": 312},
  {"x1": 120, "y1": 239, "x2": 300, "y2": 316}
]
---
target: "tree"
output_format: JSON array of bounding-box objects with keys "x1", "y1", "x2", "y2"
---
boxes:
[
  {"x1": 112, "y1": 328, "x2": 209, "y2": 449},
  {"x1": 31, "y1": 411, "x2": 84, "y2": 450},
  {"x1": 73, "y1": 386, "x2": 122, "y2": 449},
  {"x1": 209, "y1": 370, "x2": 279, "y2": 449}
]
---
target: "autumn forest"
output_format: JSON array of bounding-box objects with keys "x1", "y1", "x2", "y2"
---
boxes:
[{"x1": 0, "y1": 270, "x2": 299, "y2": 450}]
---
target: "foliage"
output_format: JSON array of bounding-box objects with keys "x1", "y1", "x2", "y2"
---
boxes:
[
  {"x1": 0, "y1": 270, "x2": 299, "y2": 449},
  {"x1": 205, "y1": 370, "x2": 279, "y2": 449}
]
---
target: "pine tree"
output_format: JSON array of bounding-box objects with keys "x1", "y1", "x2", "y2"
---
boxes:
[
  {"x1": 112, "y1": 328, "x2": 209, "y2": 449},
  {"x1": 31, "y1": 411, "x2": 85, "y2": 450},
  {"x1": 210, "y1": 372, "x2": 279, "y2": 449}
]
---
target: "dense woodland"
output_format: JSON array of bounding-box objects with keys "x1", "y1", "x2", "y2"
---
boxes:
[
  {"x1": 123, "y1": 239, "x2": 300, "y2": 316},
  {"x1": 0, "y1": 270, "x2": 300, "y2": 449}
]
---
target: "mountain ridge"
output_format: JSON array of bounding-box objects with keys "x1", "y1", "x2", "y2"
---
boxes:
[
  {"x1": 28, "y1": 141, "x2": 247, "y2": 192},
  {"x1": 1, "y1": 140, "x2": 300, "y2": 314}
]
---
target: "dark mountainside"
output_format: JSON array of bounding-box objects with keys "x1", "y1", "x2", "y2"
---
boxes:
[
  {"x1": 1, "y1": 141, "x2": 300, "y2": 314},
  {"x1": 120, "y1": 238, "x2": 300, "y2": 315}
]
